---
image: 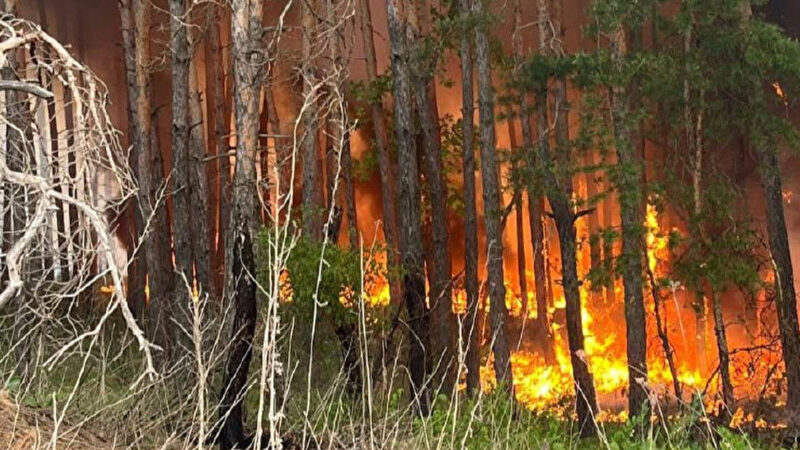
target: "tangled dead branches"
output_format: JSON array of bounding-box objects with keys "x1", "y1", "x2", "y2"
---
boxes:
[{"x1": 0, "y1": 14, "x2": 154, "y2": 377}]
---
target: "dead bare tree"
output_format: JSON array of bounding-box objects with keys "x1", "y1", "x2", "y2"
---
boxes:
[{"x1": 0, "y1": 13, "x2": 153, "y2": 375}]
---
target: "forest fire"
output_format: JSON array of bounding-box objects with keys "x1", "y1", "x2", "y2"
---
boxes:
[
  {"x1": 452, "y1": 203, "x2": 782, "y2": 426},
  {"x1": 4, "y1": 0, "x2": 800, "y2": 447}
]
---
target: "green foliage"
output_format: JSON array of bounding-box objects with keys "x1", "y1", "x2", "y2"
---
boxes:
[
  {"x1": 257, "y1": 231, "x2": 358, "y2": 327},
  {"x1": 349, "y1": 74, "x2": 393, "y2": 106}
]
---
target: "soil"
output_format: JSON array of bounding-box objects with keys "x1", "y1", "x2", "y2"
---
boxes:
[{"x1": 0, "y1": 390, "x2": 109, "y2": 449}]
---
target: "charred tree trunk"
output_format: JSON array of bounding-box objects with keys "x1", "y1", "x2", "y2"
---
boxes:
[
  {"x1": 609, "y1": 28, "x2": 649, "y2": 420},
  {"x1": 459, "y1": 0, "x2": 481, "y2": 397},
  {"x1": 188, "y1": 60, "x2": 213, "y2": 295},
  {"x1": 218, "y1": 0, "x2": 263, "y2": 447},
  {"x1": 149, "y1": 111, "x2": 174, "y2": 291},
  {"x1": 739, "y1": 2, "x2": 800, "y2": 409},
  {"x1": 206, "y1": 2, "x2": 229, "y2": 296},
  {"x1": 474, "y1": 0, "x2": 512, "y2": 391},
  {"x1": 119, "y1": 0, "x2": 147, "y2": 318},
  {"x1": 129, "y1": 0, "x2": 174, "y2": 362},
  {"x1": 386, "y1": 0, "x2": 430, "y2": 414},
  {"x1": 169, "y1": 0, "x2": 194, "y2": 340},
  {"x1": 756, "y1": 144, "x2": 800, "y2": 409},
  {"x1": 406, "y1": 3, "x2": 455, "y2": 394}
]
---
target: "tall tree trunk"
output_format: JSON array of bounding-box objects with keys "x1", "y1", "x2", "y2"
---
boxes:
[
  {"x1": 507, "y1": 118, "x2": 529, "y2": 332},
  {"x1": 358, "y1": 0, "x2": 402, "y2": 312},
  {"x1": 386, "y1": 0, "x2": 430, "y2": 414},
  {"x1": 535, "y1": 87, "x2": 598, "y2": 436},
  {"x1": 301, "y1": 0, "x2": 324, "y2": 241},
  {"x1": 535, "y1": 0, "x2": 597, "y2": 435},
  {"x1": 683, "y1": 13, "x2": 708, "y2": 373},
  {"x1": 119, "y1": 0, "x2": 147, "y2": 319},
  {"x1": 474, "y1": 0, "x2": 512, "y2": 391},
  {"x1": 757, "y1": 144, "x2": 800, "y2": 409},
  {"x1": 206, "y1": 2, "x2": 229, "y2": 297},
  {"x1": 169, "y1": 0, "x2": 194, "y2": 339},
  {"x1": 711, "y1": 289, "x2": 734, "y2": 417},
  {"x1": 739, "y1": 1, "x2": 800, "y2": 409},
  {"x1": 459, "y1": 0, "x2": 481, "y2": 397},
  {"x1": 512, "y1": 0, "x2": 554, "y2": 363},
  {"x1": 149, "y1": 110, "x2": 175, "y2": 296},
  {"x1": 189, "y1": 58, "x2": 212, "y2": 295},
  {"x1": 406, "y1": 2, "x2": 455, "y2": 394},
  {"x1": 128, "y1": 0, "x2": 174, "y2": 363},
  {"x1": 529, "y1": 196, "x2": 554, "y2": 362},
  {"x1": 609, "y1": 28, "x2": 649, "y2": 420},
  {"x1": 218, "y1": 0, "x2": 263, "y2": 447},
  {"x1": 359, "y1": 0, "x2": 403, "y2": 355}
]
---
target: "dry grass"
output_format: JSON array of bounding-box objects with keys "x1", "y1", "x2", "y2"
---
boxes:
[{"x1": 0, "y1": 390, "x2": 110, "y2": 450}]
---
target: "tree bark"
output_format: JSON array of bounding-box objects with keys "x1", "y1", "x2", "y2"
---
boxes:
[
  {"x1": 129, "y1": 0, "x2": 174, "y2": 363},
  {"x1": 169, "y1": 0, "x2": 194, "y2": 338},
  {"x1": 119, "y1": 0, "x2": 147, "y2": 319},
  {"x1": 459, "y1": 0, "x2": 480, "y2": 397},
  {"x1": 740, "y1": 1, "x2": 800, "y2": 409},
  {"x1": 757, "y1": 143, "x2": 800, "y2": 409},
  {"x1": 206, "y1": 2, "x2": 229, "y2": 297},
  {"x1": 609, "y1": 27, "x2": 649, "y2": 420},
  {"x1": 406, "y1": 2, "x2": 455, "y2": 394},
  {"x1": 683, "y1": 14, "x2": 708, "y2": 372},
  {"x1": 507, "y1": 118, "x2": 529, "y2": 326},
  {"x1": 301, "y1": 0, "x2": 324, "y2": 241},
  {"x1": 218, "y1": 0, "x2": 263, "y2": 447},
  {"x1": 512, "y1": 0, "x2": 554, "y2": 363},
  {"x1": 386, "y1": 0, "x2": 430, "y2": 415},
  {"x1": 711, "y1": 289, "x2": 734, "y2": 417},
  {"x1": 474, "y1": 0, "x2": 512, "y2": 391},
  {"x1": 189, "y1": 57, "x2": 213, "y2": 295},
  {"x1": 358, "y1": 0, "x2": 402, "y2": 311},
  {"x1": 535, "y1": 0, "x2": 597, "y2": 435}
]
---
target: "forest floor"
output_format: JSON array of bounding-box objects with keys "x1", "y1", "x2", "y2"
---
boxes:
[{"x1": 0, "y1": 390, "x2": 109, "y2": 449}]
